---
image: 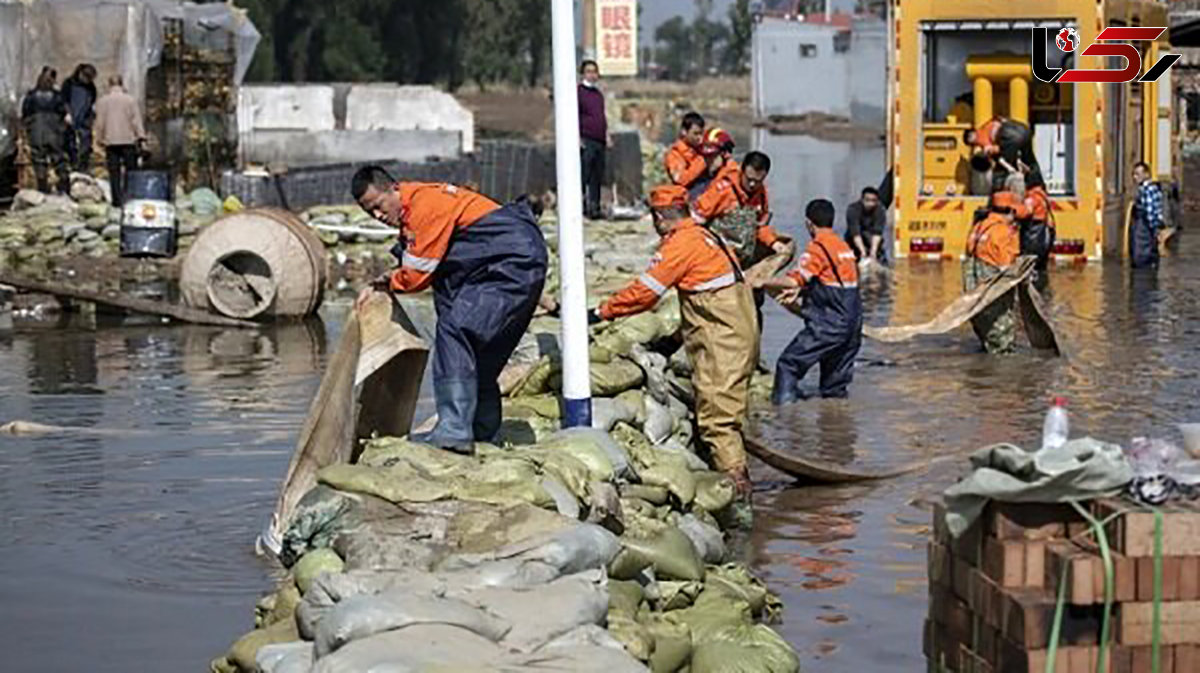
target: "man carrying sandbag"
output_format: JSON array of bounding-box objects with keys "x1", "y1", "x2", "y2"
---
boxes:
[
  {"x1": 964, "y1": 191, "x2": 1025, "y2": 354},
  {"x1": 590, "y1": 185, "x2": 758, "y2": 501},
  {"x1": 352, "y1": 166, "x2": 548, "y2": 454}
]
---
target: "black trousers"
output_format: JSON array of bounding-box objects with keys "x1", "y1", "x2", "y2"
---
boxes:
[
  {"x1": 66, "y1": 124, "x2": 93, "y2": 172},
  {"x1": 106, "y1": 144, "x2": 138, "y2": 207},
  {"x1": 581, "y1": 138, "x2": 605, "y2": 218}
]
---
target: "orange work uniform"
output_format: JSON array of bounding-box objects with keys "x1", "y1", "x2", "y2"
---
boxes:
[
  {"x1": 1024, "y1": 186, "x2": 1053, "y2": 226},
  {"x1": 967, "y1": 212, "x2": 1022, "y2": 268},
  {"x1": 389, "y1": 183, "x2": 499, "y2": 293},
  {"x1": 974, "y1": 117, "x2": 1004, "y2": 156},
  {"x1": 691, "y1": 161, "x2": 780, "y2": 247},
  {"x1": 598, "y1": 209, "x2": 757, "y2": 474},
  {"x1": 664, "y1": 139, "x2": 707, "y2": 189},
  {"x1": 599, "y1": 217, "x2": 743, "y2": 320}
]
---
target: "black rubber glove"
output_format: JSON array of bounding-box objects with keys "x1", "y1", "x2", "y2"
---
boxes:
[{"x1": 587, "y1": 308, "x2": 603, "y2": 325}]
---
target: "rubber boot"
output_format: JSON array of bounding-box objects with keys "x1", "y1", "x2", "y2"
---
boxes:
[
  {"x1": 771, "y1": 365, "x2": 803, "y2": 406},
  {"x1": 473, "y1": 380, "x2": 503, "y2": 444},
  {"x1": 411, "y1": 378, "x2": 477, "y2": 455},
  {"x1": 721, "y1": 466, "x2": 754, "y2": 531}
]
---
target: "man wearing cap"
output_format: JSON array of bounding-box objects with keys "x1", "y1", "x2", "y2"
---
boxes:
[
  {"x1": 351, "y1": 165, "x2": 548, "y2": 454},
  {"x1": 665, "y1": 111, "x2": 708, "y2": 192},
  {"x1": 964, "y1": 191, "x2": 1027, "y2": 353},
  {"x1": 591, "y1": 184, "x2": 759, "y2": 505}
]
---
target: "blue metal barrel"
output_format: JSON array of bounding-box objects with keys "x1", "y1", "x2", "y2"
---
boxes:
[{"x1": 120, "y1": 170, "x2": 177, "y2": 258}]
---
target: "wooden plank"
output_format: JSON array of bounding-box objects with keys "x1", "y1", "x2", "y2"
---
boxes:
[
  {"x1": 929, "y1": 542, "x2": 952, "y2": 589},
  {"x1": 953, "y1": 552, "x2": 972, "y2": 604},
  {"x1": 0, "y1": 271, "x2": 257, "y2": 328},
  {"x1": 1117, "y1": 601, "x2": 1200, "y2": 645},
  {"x1": 984, "y1": 537, "x2": 1027, "y2": 588}
]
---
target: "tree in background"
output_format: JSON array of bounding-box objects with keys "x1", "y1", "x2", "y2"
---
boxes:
[{"x1": 724, "y1": 0, "x2": 753, "y2": 75}]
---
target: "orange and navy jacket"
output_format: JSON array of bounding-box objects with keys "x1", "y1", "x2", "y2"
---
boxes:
[
  {"x1": 664, "y1": 139, "x2": 707, "y2": 189},
  {"x1": 1024, "y1": 186, "x2": 1053, "y2": 227},
  {"x1": 967, "y1": 212, "x2": 1021, "y2": 268},
  {"x1": 598, "y1": 218, "x2": 743, "y2": 320},
  {"x1": 389, "y1": 183, "x2": 499, "y2": 293},
  {"x1": 691, "y1": 160, "x2": 781, "y2": 247},
  {"x1": 788, "y1": 229, "x2": 861, "y2": 327},
  {"x1": 974, "y1": 117, "x2": 1003, "y2": 156}
]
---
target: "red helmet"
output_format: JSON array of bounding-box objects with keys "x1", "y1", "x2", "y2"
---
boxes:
[{"x1": 699, "y1": 127, "x2": 734, "y2": 157}]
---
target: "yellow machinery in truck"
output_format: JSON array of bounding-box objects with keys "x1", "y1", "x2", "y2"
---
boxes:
[{"x1": 888, "y1": 0, "x2": 1179, "y2": 262}]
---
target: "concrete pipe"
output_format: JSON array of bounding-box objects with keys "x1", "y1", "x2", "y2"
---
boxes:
[{"x1": 181, "y1": 209, "x2": 328, "y2": 320}]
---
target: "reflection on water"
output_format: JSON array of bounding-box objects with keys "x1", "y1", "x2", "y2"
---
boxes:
[
  {"x1": 0, "y1": 316, "x2": 334, "y2": 672},
  {"x1": 749, "y1": 134, "x2": 1200, "y2": 672}
]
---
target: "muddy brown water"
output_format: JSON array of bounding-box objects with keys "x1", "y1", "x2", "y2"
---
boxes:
[{"x1": 1, "y1": 136, "x2": 1198, "y2": 671}]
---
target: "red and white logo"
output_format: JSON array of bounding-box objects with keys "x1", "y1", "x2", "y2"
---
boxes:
[{"x1": 1055, "y1": 27, "x2": 1079, "y2": 53}]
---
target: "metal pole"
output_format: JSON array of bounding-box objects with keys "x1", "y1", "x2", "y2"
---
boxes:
[
  {"x1": 551, "y1": 0, "x2": 593, "y2": 428},
  {"x1": 825, "y1": 0, "x2": 831, "y2": 21}
]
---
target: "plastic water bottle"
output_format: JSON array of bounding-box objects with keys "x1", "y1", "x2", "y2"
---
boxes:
[{"x1": 1042, "y1": 397, "x2": 1070, "y2": 451}]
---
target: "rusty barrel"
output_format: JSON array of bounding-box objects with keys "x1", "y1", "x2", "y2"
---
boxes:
[{"x1": 180, "y1": 208, "x2": 327, "y2": 320}]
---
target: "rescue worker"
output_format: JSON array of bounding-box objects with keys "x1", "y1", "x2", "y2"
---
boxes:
[
  {"x1": 963, "y1": 115, "x2": 1039, "y2": 189},
  {"x1": 1020, "y1": 169, "x2": 1055, "y2": 287},
  {"x1": 964, "y1": 191, "x2": 1026, "y2": 354},
  {"x1": 352, "y1": 166, "x2": 548, "y2": 454},
  {"x1": 20, "y1": 68, "x2": 70, "y2": 194},
  {"x1": 61, "y1": 63, "x2": 98, "y2": 172},
  {"x1": 590, "y1": 185, "x2": 757, "y2": 499},
  {"x1": 756, "y1": 199, "x2": 863, "y2": 402},
  {"x1": 692, "y1": 134, "x2": 786, "y2": 257},
  {"x1": 1130, "y1": 161, "x2": 1164, "y2": 269},
  {"x1": 665, "y1": 112, "x2": 707, "y2": 193}
]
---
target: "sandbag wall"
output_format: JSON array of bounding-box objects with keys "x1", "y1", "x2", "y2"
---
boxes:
[{"x1": 213, "y1": 300, "x2": 796, "y2": 673}]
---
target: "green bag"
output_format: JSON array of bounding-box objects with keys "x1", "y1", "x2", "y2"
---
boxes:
[{"x1": 706, "y1": 206, "x2": 760, "y2": 267}]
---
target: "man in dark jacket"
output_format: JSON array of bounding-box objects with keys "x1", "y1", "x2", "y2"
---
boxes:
[
  {"x1": 845, "y1": 186, "x2": 887, "y2": 264},
  {"x1": 21, "y1": 68, "x2": 70, "y2": 194},
  {"x1": 61, "y1": 64, "x2": 98, "y2": 172},
  {"x1": 578, "y1": 59, "x2": 608, "y2": 220}
]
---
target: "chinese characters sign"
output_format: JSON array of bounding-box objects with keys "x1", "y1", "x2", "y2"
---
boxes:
[{"x1": 596, "y1": 0, "x2": 637, "y2": 76}]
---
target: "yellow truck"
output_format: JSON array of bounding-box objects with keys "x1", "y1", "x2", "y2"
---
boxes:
[{"x1": 888, "y1": 0, "x2": 1179, "y2": 261}]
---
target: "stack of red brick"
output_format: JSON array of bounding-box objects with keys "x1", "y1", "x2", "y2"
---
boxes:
[{"x1": 927, "y1": 498, "x2": 1200, "y2": 672}]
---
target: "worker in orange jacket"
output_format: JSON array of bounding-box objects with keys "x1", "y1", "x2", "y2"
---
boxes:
[
  {"x1": 964, "y1": 115, "x2": 1039, "y2": 190},
  {"x1": 964, "y1": 191, "x2": 1027, "y2": 354},
  {"x1": 756, "y1": 199, "x2": 863, "y2": 402},
  {"x1": 1020, "y1": 168, "x2": 1055, "y2": 287},
  {"x1": 665, "y1": 111, "x2": 708, "y2": 193},
  {"x1": 591, "y1": 184, "x2": 758, "y2": 501},
  {"x1": 352, "y1": 165, "x2": 548, "y2": 453},
  {"x1": 692, "y1": 135, "x2": 785, "y2": 255}
]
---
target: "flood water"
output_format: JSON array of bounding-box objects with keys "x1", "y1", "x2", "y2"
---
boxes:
[{"x1": 1, "y1": 136, "x2": 1198, "y2": 671}]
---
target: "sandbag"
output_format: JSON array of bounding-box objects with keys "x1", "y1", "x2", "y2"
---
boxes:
[
  {"x1": 585, "y1": 358, "x2": 646, "y2": 396},
  {"x1": 297, "y1": 570, "x2": 449, "y2": 640},
  {"x1": 608, "y1": 579, "x2": 645, "y2": 617},
  {"x1": 608, "y1": 613, "x2": 655, "y2": 662},
  {"x1": 310, "y1": 624, "x2": 505, "y2": 673},
  {"x1": 642, "y1": 615, "x2": 693, "y2": 673},
  {"x1": 256, "y1": 581, "x2": 302, "y2": 628},
  {"x1": 293, "y1": 548, "x2": 345, "y2": 595},
  {"x1": 279, "y1": 485, "x2": 360, "y2": 567},
  {"x1": 593, "y1": 396, "x2": 637, "y2": 432},
  {"x1": 537, "y1": 427, "x2": 634, "y2": 482},
  {"x1": 611, "y1": 518, "x2": 705, "y2": 582},
  {"x1": 693, "y1": 472, "x2": 736, "y2": 513},
  {"x1": 621, "y1": 483, "x2": 670, "y2": 506},
  {"x1": 220, "y1": 617, "x2": 299, "y2": 673},
  {"x1": 667, "y1": 592, "x2": 752, "y2": 642},
  {"x1": 458, "y1": 572, "x2": 609, "y2": 653},
  {"x1": 657, "y1": 580, "x2": 704, "y2": 611},
  {"x1": 256, "y1": 642, "x2": 313, "y2": 673},
  {"x1": 674, "y1": 513, "x2": 727, "y2": 565},
  {"x1": 313, "y1": 590, "x2": 510, "y2": 657},
  {"x1": 690, "y1": 623, "x2": 799, "y2": 673},
  {"x1": 701, "y1": 565, "x2": 775, "y2": 619},
  {"x1": 513, "y1": 624, "x2": 653, "y2": 672},
  {"x1": 443, "y1": 523, "x2": 622, "y2": 588}
]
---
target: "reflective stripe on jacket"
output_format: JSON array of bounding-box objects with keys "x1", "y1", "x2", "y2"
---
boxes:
[
  {"x1": 691, "y1": 160, "x2": 780, "y2": 246},
  {"x1": 389, "y1": 183, "x2": 500, "y2": 293},
  {"x1": 665, "y1": 139, "x2": 707, "y2": 189},
  {"x1": 788, "y1": 229, "x2": 862, "y2": 329},
  {"x1": 967, "y1": 213, "x2": 1021, "y2": 268},
  {"x1": 599, "y1": 218, "x2": 743, "y2": 320}
]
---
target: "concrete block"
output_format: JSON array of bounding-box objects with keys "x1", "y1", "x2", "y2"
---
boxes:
[
  {"x1": 346, "y1": 85, "x2": 475, "y2": 153},
  {"x1": 238, "y1": 85, "x2": 336, "y2": 131}
]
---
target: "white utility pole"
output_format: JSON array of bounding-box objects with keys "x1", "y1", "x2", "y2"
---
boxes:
[{"x1": 550, "y1": 0, "x2": 593, "y2": 428}]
